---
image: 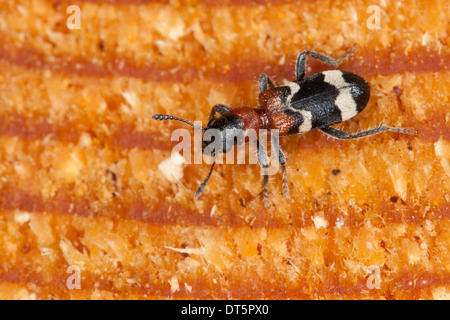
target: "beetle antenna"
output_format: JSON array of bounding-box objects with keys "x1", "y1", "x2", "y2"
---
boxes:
[
  {"x1": 194, "y1": 156, "x2": 216, "y2": 198},
  {"x1": 152, "y1": 114, "x2": 205, "y2": 130}
]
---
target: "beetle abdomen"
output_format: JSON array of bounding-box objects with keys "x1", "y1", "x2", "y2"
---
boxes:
[{"x1": 285, "y1": 70, "x2": 370, "y2": 133}]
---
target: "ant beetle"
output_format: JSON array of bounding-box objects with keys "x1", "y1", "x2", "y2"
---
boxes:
[{"x1": 153, "y1": 47, "x2": 415, "y2": 207}]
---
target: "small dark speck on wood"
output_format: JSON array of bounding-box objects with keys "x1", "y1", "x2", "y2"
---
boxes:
[{"x1": 332, "y1": 169, "x2": 341, "y2": 175}]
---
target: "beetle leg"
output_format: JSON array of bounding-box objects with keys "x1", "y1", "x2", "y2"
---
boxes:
[
  {"x1": 194, "y1": 155, "x2": 217, "y2": 198},
  {"x1": 296, "y1": 45, "x2": 356, "y2": 81},
  {"x1": 254, "y1": 139, "x2": 271, "y2": 208},
  {"x1": 271, "y1": 133, "x2": 290, "y2": 200},
  {"x1": 319, "y1": 125, "x2": 417, "y2": 140},
  {"x1": 208, "y1": 104, "x2": 230, "y2": 121},
  {"x1": 258, "y1": 74, "x2": 275, "y2": 92}
]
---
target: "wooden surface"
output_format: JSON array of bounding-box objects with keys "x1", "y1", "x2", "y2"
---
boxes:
[{"x1": 0, "y1": 0, "x2": 449, "y2": 299}]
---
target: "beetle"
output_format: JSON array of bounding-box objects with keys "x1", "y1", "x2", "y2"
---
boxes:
[{"x1": 153, "y1": 47, "x2": 415, "y2": 207}]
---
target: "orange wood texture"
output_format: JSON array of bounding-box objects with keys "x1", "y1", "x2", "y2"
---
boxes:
[{"x1": 0, "y1": 0, "x2": 449, "y2": 299}]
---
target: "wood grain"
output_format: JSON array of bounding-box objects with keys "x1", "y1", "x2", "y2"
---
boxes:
[{"x1": 0, "y1": 0, "x2": 449, "y2": 299}]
